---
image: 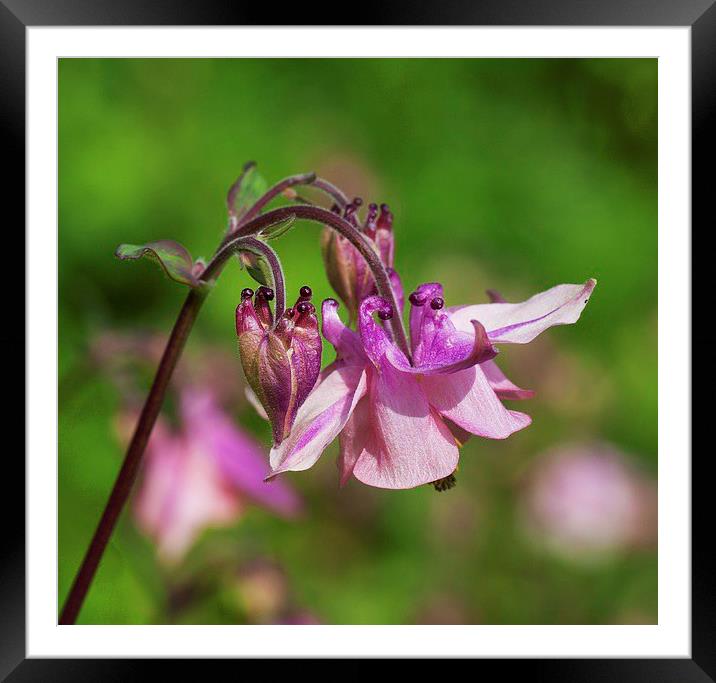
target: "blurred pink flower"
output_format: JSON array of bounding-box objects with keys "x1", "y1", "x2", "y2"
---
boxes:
[
  {"x1": 134, "y1": 388, "x2": 302, "y2": 564},
  {"x1": 522, "y1": 443, "x2": 656, "y2": 561}
]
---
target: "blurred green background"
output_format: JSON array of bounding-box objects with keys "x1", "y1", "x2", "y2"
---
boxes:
[{"x1": 59, "y1": 58, "x2": 657, "y2": 625}]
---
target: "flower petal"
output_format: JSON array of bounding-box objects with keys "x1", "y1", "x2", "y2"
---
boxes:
[
  {"x1": 423, "y1": 365, "x2": 531, "y2": 439},
  {"x1": 268, "y1": 364, "x2": 367, "y2": 477},
  {"x1": 321, "y1": 298, "x2": 365, "y2": 363},
  {"x1": 449, "y1": 279, "x2": 597, "y2": 344},
  {"x1": 337, "y1": 395, "x2": 371, "y2": 486},
  {"x1": 351, "y1": 366, "x2": 459, "y2": 489},
  {"x1": 358, "y1": 296, "x2": 401, "y2": 368},
  {"x1": 482, "y1": 359, "x2": 535, "y2": 400},
  {"x1": 409, "y1": 282, "x2": 444, "y2": 356}
]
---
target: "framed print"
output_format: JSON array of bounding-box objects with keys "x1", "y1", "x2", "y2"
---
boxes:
[{"x1": 4, "y1": 0, "x2": 709, "y2": 677}]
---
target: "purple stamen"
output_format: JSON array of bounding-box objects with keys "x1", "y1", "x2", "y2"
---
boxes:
[
  {"x1": 430, "y1": 297, "x2": 444, "y2": 310},
  {"x1": 241, "y1": 287, "x2": 254, "y2": 300},
  {"x1": 299, "y1": 285, "x2": 313, "y2": 300},
  {"x1": 378, "y1": 308, "x2": 393, "y2": 321}
]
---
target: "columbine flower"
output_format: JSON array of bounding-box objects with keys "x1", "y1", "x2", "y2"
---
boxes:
[
  {"x1": 321, "y1": 199, "x2": 403, "y2": 321},
  {"x1": 134, "y1": 388, "x2": 301, "y2": 564},
  {"x1": 236, "y1": 285, "x2": 322, "y2": 445},
  {"x1": 521, "y1": 442, "x2": 656, "y2": 561},
  {"x1": 268, "y1": 279, "x2": 596, "y2": 489}
]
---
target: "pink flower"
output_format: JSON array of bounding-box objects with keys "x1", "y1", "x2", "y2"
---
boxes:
[
  {"x1": 522, "y1": 442, "x2": 656, "y2": 560},
  {"x1": 134, "y1": 388, "x2": 301, "y2": 564},
  {"x1": 268, "y1": 279, "x2": 596, "y2": 489}
]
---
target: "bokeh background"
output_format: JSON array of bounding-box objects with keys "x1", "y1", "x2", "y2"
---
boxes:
[{"x1": 59, "y1": 58, "x2": 657, "y2": 625}]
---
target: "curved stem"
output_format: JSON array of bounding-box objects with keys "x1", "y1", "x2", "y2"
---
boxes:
[
  {"x1": 59, "y1": 287, "x2": 208, "y2": 624},
  {"x1": 232, "y1": 172, "x2": 316, "y2": 234},
  {"x1": 205, "y1": 205, "x2": 411, "y2": 361},
  {"x1": 238, "y1": 236, "x2": 286, "y2": 319},
  {"x1": 311, "y1": 177, "x2": 348, "y2": 209}
]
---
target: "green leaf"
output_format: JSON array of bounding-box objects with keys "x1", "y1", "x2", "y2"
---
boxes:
[
  {"x1": 229, "y1": 165, "x2": 268, "y2": 220},
  {"x1": 260, "y1": 214, "x2": 296, "y2": 241},
  {"x1": 237, "y1": 250, "x2": 273, "y2": 287},
  {"x1": 115, "y1": 240, "x2": 200, "y2": 287}
]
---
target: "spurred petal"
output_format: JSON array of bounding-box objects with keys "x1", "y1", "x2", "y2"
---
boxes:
[
  {"x1": 352, "y1": 366, "x2": 459, "y2": 489},
  {"x1": 409, "y1": 282, "x2": 444, "y2": 356},
  {"x1": 449, "y1": 279, "x2": 597, "y2": 344},
  {"x1": 401, "y1": 283, "x2": 498, "y2": 375},
  {"x1": 482, "y1": 359, "x2": 535, "y2": 400},
  {"x1": 358, "y1": 296, "x2": 401, "y2": 368},
  {"x1": 268, "y1": 364, "x2": 367, "y2": 477},
  {"x1": 423, "y1": 365, "x2": 531, "y2": 439},
  {"x1": 321, "y1": 298, "x2": 365, "y2": 363}
]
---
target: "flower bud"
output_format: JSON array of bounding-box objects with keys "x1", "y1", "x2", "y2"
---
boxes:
[
  {"x1": 321, "y1": 200, "x2": 396, "y2": 322},
  {"x1": 236, "y1": 286, "x2": 322, "y2": 445}
]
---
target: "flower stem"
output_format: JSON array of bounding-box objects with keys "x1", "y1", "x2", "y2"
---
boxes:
[
  {"x1": 239, "y1": 236, "x2": 286, "y2": 319},
  {"x1": 59, "y1": 287, "x2": 208, "y2": 624}
]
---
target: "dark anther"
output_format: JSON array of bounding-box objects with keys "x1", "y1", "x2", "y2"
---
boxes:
[
  {"x1": 352, "y1": 197, "x2": 363, "y2": 208},
  {"x1": 296, "y1": 301, "x2": 311, "y2": 315},
  {"x1": 241, "y1": 288, "x2": 254, "y2": 300},
  {"x1": 409, "y1": 292, "x2": 426, "y2": 306},
  {"x1": 284, "y1": 307, "x2": 295, "y2": 318},
  {"x1": 378, "y1": 308, "x2": 393, "y2": 321},
  {"x1": 325, "y1": 297, "x2": 338, "y2": 307},
  {"x1": 257, "y1": 286, "x2": 274, "y2": 301},
  {"x1": 430, "y1": 297, "x2": 445, "y2": 310},
  {"x1": 299, "y1": 285, "x2": 312, "y2": 299},
  {"x1": 432, "y1": 473, "x2": 457, "y2": 492}
]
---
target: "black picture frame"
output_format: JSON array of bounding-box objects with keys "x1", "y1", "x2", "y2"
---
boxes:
[{"x1": 3, "y1": 0, "x2": 707, "y2": 678}]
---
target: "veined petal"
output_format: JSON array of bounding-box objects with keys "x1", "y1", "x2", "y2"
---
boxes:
[
  {"x1": 358, "y1": 296, "x2": 403, "y2": 368},
  {"x1": 352, "y1": 366, "x2": 459, "y2": 489},
  {"x1": 409, "y1": 282, "x2": 444, "y2": 357},
  {"x1": 449, "y1": 279, "x2": 596, "y2": 344},
  {"x1": 268, "y1": 365, "x2": 367, "y2": 477},
  {"x1": 321, "y1": 298, "x2": 366, "y2": 363},
  {"x1": 387, "y1": 319, "x2": 497, "y2": 376},
  {"x1": 423, "y1": 365, "x2": 531, "y2": 439},
  {"x1": 337, "y1": 395, "x2": 371, "y2": 487},
  {"x1": 482, "y1": 359, "x2": 535, "y2": 400}
]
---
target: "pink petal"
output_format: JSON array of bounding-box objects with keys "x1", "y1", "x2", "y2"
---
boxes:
[
  {"x1": 449, "y1": 279, "x2": 597, "y2": 344},
  {"x1": 337, "y1": 395, "x2": 371, "y2": 486},
  {"x1": 352, "y1": 366, "x2": 459, "y2": 489},
  {"x1": 268, "y1": 363, "x2": 367, "y2": 477},
  {"x1": 357, "y1": 296, "x2": 401, "y2": 368},
  {"x1": 423, "y1": 365, "x2": 532, "y2": 439},
  {"x1": 321, "y1": 298, "x2": 366, "y2": 363},
  {"x1": 482, "y1": 359, "x2": 535, "y2": 400}
]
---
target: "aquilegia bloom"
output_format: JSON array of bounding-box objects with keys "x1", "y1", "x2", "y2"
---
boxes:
[
  {"x1": 269, "y1": 279, "x2": 596, "y2": 489},
  {"x1": 135, "y1": 388, "x2": 301, "y2": 563},
  {"x1": 236, "y1": 285, "x2": 322, "y2": 445}
]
